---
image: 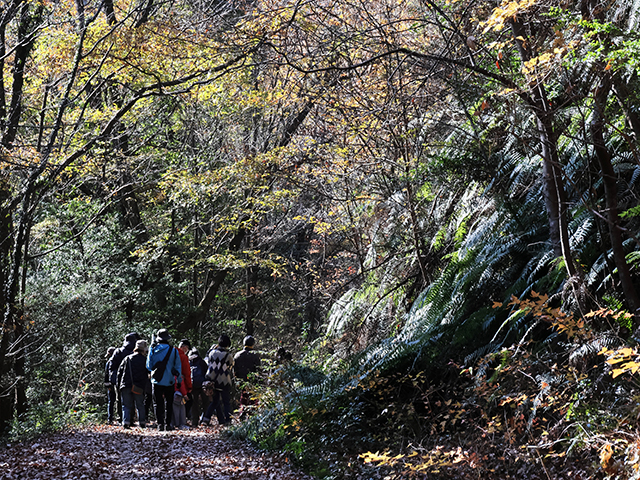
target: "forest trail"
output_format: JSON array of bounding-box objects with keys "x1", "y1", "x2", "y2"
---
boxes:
[{"x1": 0, "y1": 424, "x2": 313, "y2": 480}]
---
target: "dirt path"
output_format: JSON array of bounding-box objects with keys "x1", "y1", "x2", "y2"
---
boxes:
[{"x1": 0, "y1": 424, "x2": 314, "y2": 480}]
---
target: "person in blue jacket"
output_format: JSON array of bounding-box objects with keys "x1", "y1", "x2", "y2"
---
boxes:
[{"x1": 147, "y1": 328, "x2": 181, "y2": 431}]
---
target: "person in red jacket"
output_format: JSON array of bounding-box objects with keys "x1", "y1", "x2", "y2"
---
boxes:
[
  {"x1": 169, "y1": 339, "x2": 192, "y2": 429},
  {"x1": 178, "y1": 340, "x2": 193, "y2": 394}
]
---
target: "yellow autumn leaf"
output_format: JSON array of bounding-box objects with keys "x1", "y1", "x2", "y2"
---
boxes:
[
  {"x1": 617, "y1": 347, "x2": 635, "y2": 357},
  {"x1": 605, "y1": 358, "x2": 622, "y2": 365}
]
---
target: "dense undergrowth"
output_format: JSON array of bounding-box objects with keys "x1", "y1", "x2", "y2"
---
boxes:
[{"x1": 231, "y1": 300, "x2": 640, "y2": 479}]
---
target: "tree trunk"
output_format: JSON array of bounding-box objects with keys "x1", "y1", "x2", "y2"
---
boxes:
[
  {"x1": 3, "y1": 187, "x2": 34, "y2": 419},
  {"x1": 0, "y1": 176, "x2": 14, "y2": 431},
  {"x1": 510, "y1": 17, "x2": 576, "y2": 276},
  {"x1": 591, "y1": 72, "x2": 640, "y2": 321},
  {"x1": 104, "y1": 0, "x2": 117, "y2": 25},
  {"x1": 180, "y1": 226, "x2": 247, "y2": 332},
  {"x1": 1, "y1": 2, "x2": 43, "y2": 147},
  {"x1": 135, "y1": 0, "x2": 155, "y2": 27},
  {"x1": 536, "y1": 112, "x2": 576, "y2": 277},
  {"x1": 611, "y1": 78, "x2": 640, "y2": 146},
  {"x1": 74, "y1": 0, "x2": 85, "y2": 32}
]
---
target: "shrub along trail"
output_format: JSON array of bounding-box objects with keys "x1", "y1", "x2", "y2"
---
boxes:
[{"x1": 0, "y1": 424, "x2": 312, "y2": 480}]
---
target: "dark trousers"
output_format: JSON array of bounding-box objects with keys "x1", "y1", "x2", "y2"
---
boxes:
[
  {"x1": 145, "y1": 391, "x2": 153, "y2": 420},
  {"x1": 189, "y1": 387, "x2": 210, "y2": 427},
  {"x1": 107, "y1": 387, "x2": 117, "y2": 422},
  {"x1": 152, "y1": 383, "x2": 175, "y2": 428},
  {"x1": 203, "y1": 388, "x2": 231, "y2": 425}
]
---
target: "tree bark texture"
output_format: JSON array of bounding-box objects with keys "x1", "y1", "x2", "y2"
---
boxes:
[
  {"x1": 0, "y1": 176, "x2": 14, "y2": 432},
  {"x1": 591, "y1": 72, "x2": 640, "y2": 321},
  {"x1": 510, "y1": 17, "x2": 576, "y2": 276}
]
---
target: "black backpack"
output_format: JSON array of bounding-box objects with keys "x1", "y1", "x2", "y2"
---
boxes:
[{"x1": 190, "y1": 358, "x2": 206, "y2": 388}]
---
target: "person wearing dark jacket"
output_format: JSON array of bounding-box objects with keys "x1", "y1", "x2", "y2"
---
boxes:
[
  {"x1": 107, "y1": 332, "x2": 141, "y2": 385},
  {"x1": 188, "y1": 348, "x2": 210, "y2": 427},
  {"x1": 116, "y1": 340, "x2": 149, "y2": 429},
  {"x1": 147, "y1": 328, "x2": 182, "y2": 431},
  {"x1": 234, "y1": 336, "x2": 261, "y2": 414},
  {"x1": 104, "y1": 346, "x2": 116, "y2": 423},
  {"x1": 107, "y1": 332, "x2": 140, "y2": 424},
  {"x1": 234, "y1": 336, "x2": 261, "y2": 380}
]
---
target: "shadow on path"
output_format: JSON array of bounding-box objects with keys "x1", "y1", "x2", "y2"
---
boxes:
[{"x1": 0, "y1": 424, "x2": 313, "y2": 479}]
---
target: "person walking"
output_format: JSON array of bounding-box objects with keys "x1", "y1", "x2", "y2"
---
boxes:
[
  {"x1": 117, "y1": 340, "x2": 149, "y2": 429},
  {"x1": 104, "y1": 346, "x2": 116, "y2": 424},
  {"x1": 177, "y1": 339, "x2": 193, "y2": 398},
  {"x1": 188, "y1": 348, "x2": 210, "y2": 427},
  {"x1": 172, "y1": 339, "x2": 192, "y2": 429},
  {"x1": 234, "y1": 335, "x2": 261, "y2": 381},
  {"x1": 234, "y1": 335, "x2": 262, "y2": 416},
  {"x1": 107, "y1": 332, "x2": 140, "y2": 423},
  {"x1": 147, "y1": 329, "x2": 181, "y2": 431},
  {"x1": 201, "y1": 334, "x2": 234, "y2": 426},
  {"x1": 108, "y1": 332, "x2": 141, "y2": 384},
  {"x1": 172, "y1": 370, "x2": 188, "y2": 429}
]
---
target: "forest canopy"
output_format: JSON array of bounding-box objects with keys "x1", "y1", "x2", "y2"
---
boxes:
[{"x1": 3, "y1": 0, "x2": 640, "y2": 476}]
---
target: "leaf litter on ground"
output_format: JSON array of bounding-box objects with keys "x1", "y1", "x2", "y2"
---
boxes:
[{"x1": 0, "y1": 423, "x2": 313, "y2": 480}]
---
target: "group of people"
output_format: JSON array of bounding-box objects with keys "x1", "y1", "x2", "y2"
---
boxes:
[{"x1": 104, "y1": 329, "x2": 261, "y2": 431}]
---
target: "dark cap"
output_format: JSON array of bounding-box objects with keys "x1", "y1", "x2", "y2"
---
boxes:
[
  {"x1": 243, "y1": 335, "x2": 255, "y2": 347},
  {"x1": 156, "y1": 329, "x2": 171, "y2": 342},
  {"x1": 218, "y1": 334, "x2": 231, "y2": 348},
  {"x1": 179, "y1": 339, "x2": 191, "y2": 349}
]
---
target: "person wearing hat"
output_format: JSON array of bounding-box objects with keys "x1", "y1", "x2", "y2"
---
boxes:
[
  {"x1": 106, "y1": 332, "x2": 140, "y2": 424},
  {"x1": 147, "y1": 329, "x2": 182, "y2": 431},
  {"x1": 201, "y1": 334, "x2": 234, "y2": 426},
  {"x1": 234, "y1": 336, "x2": 262, "y2": 416},
  {"x1": 104, "y1": 346, "x2": 117, "y2": 424},
  {"x1": 107, "y1": 332, "x2": 141, "y2": 388},
  {"x1": 234, "y1": 336, "x2": 261, "y2": 381},
  {"x1": 117, "y1": 340, "x2": 150, "y2": 429}
]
